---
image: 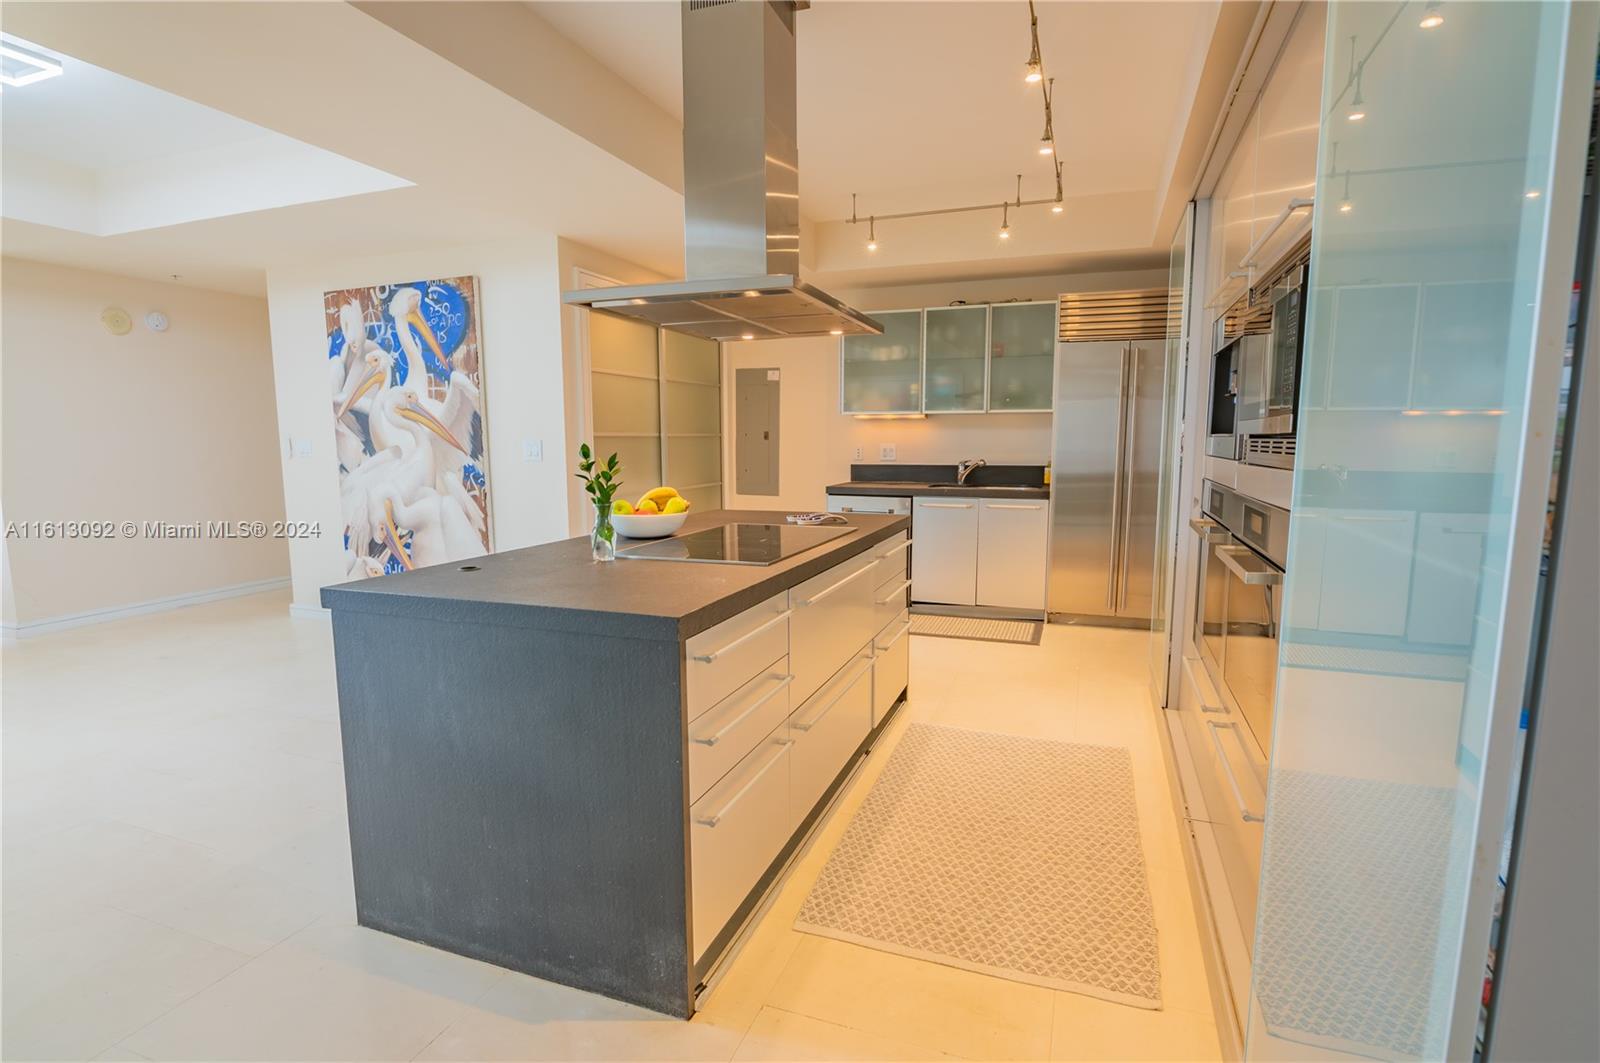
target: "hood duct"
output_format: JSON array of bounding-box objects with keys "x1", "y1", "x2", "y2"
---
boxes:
[{"x1": 562, "y1": 0, "x2": 881, "y2": 340}]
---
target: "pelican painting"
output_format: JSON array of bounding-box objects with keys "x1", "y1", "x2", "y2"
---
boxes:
[{"x1": 323, "y1": 276, "x2": 490, "y2": 577}]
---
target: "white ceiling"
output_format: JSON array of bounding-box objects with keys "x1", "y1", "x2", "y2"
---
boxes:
[{"x1": 532, "y1": 1, "x2": 1218, "y2": 220}]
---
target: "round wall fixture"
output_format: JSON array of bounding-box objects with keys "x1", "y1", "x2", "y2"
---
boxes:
[
  {"x1": 100, "y1": 307, "x2": 133, "y2": 336},
  {"x1": 145, "y1": 311, "x2": 169, "y2": 332}
]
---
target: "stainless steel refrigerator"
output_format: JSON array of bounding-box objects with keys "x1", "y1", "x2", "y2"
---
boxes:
[{"x1": 1048, "y1": 339, "x2": 1166, "y2": 622}]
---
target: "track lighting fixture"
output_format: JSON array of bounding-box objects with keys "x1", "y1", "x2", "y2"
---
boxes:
[
  {"x1": 1024, "y1": 2, "x2": 1043, "y2": 82},
  {"x1": 866, "y1": 216, "x2": 878, "y2": 252},
  {"x1": 1338, "y1": 170, "x2": 1354, "y2": 214},
  {"x1": 999, "y1": 203, "x2": 1011, "y2": 240},
  {"x1": 1419, "y1": 1, "x2": 1444, "y2": 29}
]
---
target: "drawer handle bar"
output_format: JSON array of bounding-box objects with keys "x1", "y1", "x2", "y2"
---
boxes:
[
  {"x1": 791, "y1": 657, "x2": 874, "y2": 732},
  {"x1": 1216, "y1": 546, "x2": 1283, "y2": 586},
  {"x1": 1189, "y1": 517, "x2": 1232, "y2": 543},
  {"x1": 691, "y1": 610, "x2": 792, "y2": 662},
  {"x1": 1207, "y1": 721, "x2": 1265, "y2": 823},
  {"x1": 693, "y1": 739, "x2": 792, "y2": 828},
  {"x1": 919, "y1": 502, "x2": 974, "y2": 509},
  {"x1": 877, "y1": 538, "x2": 914, "y2": 559},
  {"x1": 986, "y1": 503, "x2": 1043, "y2": 510},
  {"x1": 874, "y1": 578, "x2": 913, "y2": 605},
  {"x1": 874, "y1": 620, "x2": 913, "y2": 652},
  {"x1": 690, "y1": 674, "x2": 794, "y2": 747},
  {"x1": 796, "y1": 564, "x2": 874, "y2": 607}
]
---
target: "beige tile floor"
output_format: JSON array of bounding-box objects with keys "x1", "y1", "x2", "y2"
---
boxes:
[{"x1": 2, "y1": 591, "x2": 1221, "y2": 1061}]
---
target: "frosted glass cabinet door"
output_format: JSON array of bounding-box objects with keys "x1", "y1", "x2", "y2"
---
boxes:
[
  {"x1": 840, "y1": 310, "x2": 921, "y2": 413},
  {"x1": 923, "y1": 306, "x2": 987, "y2": 412},
  {"x1": 988, "y1": 302, "x2": 1056, "y2": 411}
]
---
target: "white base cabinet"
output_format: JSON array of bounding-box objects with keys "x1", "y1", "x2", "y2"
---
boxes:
[
  {"x1": 975, "y1": 500, "x2": 1050, "y2": 610},
  {"x1": 911, "y1": 495, "x2": 1049, "y2": 611},
  {"x1": 872, "y1": 612, "x2": 911, "y2": 725},
  {"x1": 911, "y1": 499, "x2": 980, "y2": 605}
]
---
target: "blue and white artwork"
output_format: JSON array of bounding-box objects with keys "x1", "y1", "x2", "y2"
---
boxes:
[{"x1": 326, "y1": 276, "x2": 490, "y2": 577}]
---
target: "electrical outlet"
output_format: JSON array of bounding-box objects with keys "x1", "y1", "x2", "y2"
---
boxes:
[
  {"x1": 853, "y1": 446, "x2": 864, "y2": 461},
  {"x1": 879, "y1": 443, "x2": 897, "y2": 462},
  {"x1": 522, "y1": 439, "x2": 543, "y2": 462}
]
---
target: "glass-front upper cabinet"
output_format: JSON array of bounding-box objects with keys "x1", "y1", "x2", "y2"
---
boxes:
[
  {"x1": 987, "y1": 301, "x2": 1056, "y2": 411},
  {"x1": 923, "y1": 305, "x2": 988, "y2": 412},
  {"x1": 840, "y1": 310, "x2": 922, "y2": 413}
]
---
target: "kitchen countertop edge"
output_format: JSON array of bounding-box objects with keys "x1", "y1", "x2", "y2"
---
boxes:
[{"x1": 826, "y1": 481, "x2": 1051, "y2": 500}]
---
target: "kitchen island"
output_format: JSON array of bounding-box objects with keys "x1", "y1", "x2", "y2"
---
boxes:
[{"x1": 321, "y1": 510, "x2": 912, "y2": 1018}]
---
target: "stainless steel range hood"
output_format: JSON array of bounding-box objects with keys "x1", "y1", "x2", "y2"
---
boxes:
[{"x1": 562, "y1": 1, "x2": 881, "y2": 340}]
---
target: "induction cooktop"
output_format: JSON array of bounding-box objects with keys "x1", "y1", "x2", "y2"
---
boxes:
[{"x1": 616, "y1": 523, "x2": 853, "y2": 566}]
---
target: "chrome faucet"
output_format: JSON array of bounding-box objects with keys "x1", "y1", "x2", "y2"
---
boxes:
[{"x1": 956, "y1": 458, "x2": 988, "y2": 485}]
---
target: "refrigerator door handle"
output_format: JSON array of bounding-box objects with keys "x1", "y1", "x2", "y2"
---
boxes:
[
  {"x1": 1117, "y1": 344, "x2": 1141, "y2": 613},
  {"x1": 1106, "y1": 342, "x2": 1131, "y2": 610}
]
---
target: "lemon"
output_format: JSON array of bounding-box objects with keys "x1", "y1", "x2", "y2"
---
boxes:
[
  {"x1": 663, "y1": 497, "x2": 689, "y2": 514},
  {"x1": 611, "y1": 500, "x2": 634, "y2": 515},
  {"x1": 636, "y1": 498, "x2": 661, "y2": 514},
  {"x1": 640, "y1": 486, "x2": 680, "y2": 508}
]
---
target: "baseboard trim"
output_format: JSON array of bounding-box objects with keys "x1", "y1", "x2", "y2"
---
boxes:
[
  {"x1": 1, "y1": 576, "x2": 290, "y2": 640},
  {"x1": 289, "y1": 603, "x2": 331, "y2": 621}
]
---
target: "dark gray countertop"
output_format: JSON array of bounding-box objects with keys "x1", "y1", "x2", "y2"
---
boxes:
[
  {"x1": 320, "y1": 509, "x2": 909, "y2": 642},
  {"x1": 826, "y1": 480, "x2": 1051, "y2": 500}
]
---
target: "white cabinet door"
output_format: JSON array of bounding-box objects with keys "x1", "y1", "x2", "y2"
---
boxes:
[
  {"x1": 976, "y1": 500, "x2": 1050, "y2": 610},
  {"x1": 911, "y1": 499, "x2": 979, "y2": 605},
  {"x1": 789, "y1": 552, "x2": 879, "y2": 705},
  {"x1": 1318, "y1": 510, "x2": 1417, "y2": 636}
]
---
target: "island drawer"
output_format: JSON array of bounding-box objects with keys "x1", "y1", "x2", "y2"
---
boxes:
[
  {"x1": 872, "y1": 612, "x2": 911, "y2": 726},
  {"x1": 687, "y1": 657, "x2": 794, "y2": 804},
  {"x1": 872, "y1": 568, "x2": 912, "y2": 632},
  {"x1": 868, "y1": 532, "x2": 912, "y2": 589},
  {"x1": 788, "y1": 645, "x2": 874, "y2": 833},
  {"x1": 690, "y1": 732, "x2": 793, "y2": 961},
  {"x1": 686, "y1": 590, "x2": 790, "y2": 721},
  {"x1": 789, "y1": 552, "x2": 879, "y2": 705}
]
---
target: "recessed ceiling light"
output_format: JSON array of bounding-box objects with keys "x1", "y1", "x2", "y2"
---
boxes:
[
  {"x1": 743, "y1": 290, "x2": 760, "y2": 297},
  {"x1": 740, "y1": 333, "x2": 754, "y2": 341},
  {"x1": 1524, "y1": 189, "x2": 1542, "y2": 199},
  {"x1": 1420, "y1": 1, "x2": 1444, "y2": 29},
  {"x1": 0, "y1": 40, "x2": 63, "y2": 88},
  {"x1": 829, "y1": 329, "x2": 843, "y2": 336}
]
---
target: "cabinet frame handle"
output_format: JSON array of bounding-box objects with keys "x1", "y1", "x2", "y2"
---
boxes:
[
  {"x1": 874, "y1": 619, "x2": 913, "y2": 652},
  {"x1": 876, "y1": 538, "x2": 914, "y2": 558},
  {"x1": 874, "y1": 578, "x2": 913, "y2": 605},
  {"x1": 985, "y1": 502, "x2": 1043, "y2": 510},
  {"x1": 791, "y1": 657, "x2": 873, "y2": 731},
  {"x1": 1207, "y1": 720, "x2": 1265, "y2": 823},
  {"x1": 1216, "y1": 546, "x2": 1283, "y2": 586},
  {"x1": 796, "y1": 563, "x2": 874, "y2": 607},
  {"x1": 693, "y1": 739, "x2": 792, "y2": 827},
  {"x1": 690, "y1": 610, "x2": 792, "y2": 663},
  {"x1": 919, "y1": 502, "x2": 975, "y2": 509},
  {"x1": 690, "y1": 674, "x2": 795, "y2": 746}
]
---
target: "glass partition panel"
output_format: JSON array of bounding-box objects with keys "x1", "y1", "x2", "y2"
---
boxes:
[
  {"x1": 1247, "y1": 4, "x2": 1584, "y2": 1060},
  {"x1": 923, "y1": 305, "x2": 987, "y2": 411},
  {"x1": 662, "y1": 332, "x2": 721, "y2": 507},
  {"x1": 1149, "y1": 206, "x2": 1192, "y2": 701}
]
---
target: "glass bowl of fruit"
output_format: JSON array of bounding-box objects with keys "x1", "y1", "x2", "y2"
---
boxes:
[{"x1": 610, "y1": 487, "x2": 692, "y2": 538}]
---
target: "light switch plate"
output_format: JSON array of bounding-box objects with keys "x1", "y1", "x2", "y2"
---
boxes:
[
  {"x1": 853, "y1": 446, "x2": 864, "y2": 461},
  {"x1": 522, "y1": 439, "x2": 543, "y2": 462},
  {"x1": 293, "y1": 437, "x2": 313, "y2": 458},
  {"x1": 879, "y1": 444, "x2": 896, "y2": 461}
]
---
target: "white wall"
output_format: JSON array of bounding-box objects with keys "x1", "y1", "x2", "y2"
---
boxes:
[
  {"x1": 721, "y1": 266, "x2": 1168, "y2": 511},
  {"x1": 266, "y1": 236, "x2": 573, "y2": 611},
  {"x1": 1, "y1": 258, "x2": 288, "y2": 631}
]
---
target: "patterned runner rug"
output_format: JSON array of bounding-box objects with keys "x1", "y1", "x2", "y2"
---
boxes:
[
  {"x1": 909, "y1": 613, "x2": 1043, "y2": 645},
  {"x1": 795, "y1": 723, "x2": 1162, "y2": 1008}
]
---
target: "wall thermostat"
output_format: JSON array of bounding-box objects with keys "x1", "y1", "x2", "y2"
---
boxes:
[
  {"x1": 145, "y1": 311, "x2": 169, "y2": 332},
  {"x1": 100, "y1": 307, "x2": 132, "y2": 336}
]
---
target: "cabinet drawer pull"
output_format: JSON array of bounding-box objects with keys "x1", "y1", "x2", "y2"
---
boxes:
[
  {"x1": 874, "y1": 620, "x2": 912, "y2": 652},
  {"x1": 874, "y1": 578, "x2": 913, "y2": 605},
  {"x1": 690, "y1": 610, "x2": 791, "y2": 662},
  {"x1": 791, "y1": 657, "x2": 873, "y2": 731},
  {"x1": 796, "y1": 563, "x2": 874, "y2": 606},
  {"x1": 693, "y1": 739, "x2": 792, "y2": 828},
  {"x1": 985, "y1": 503, "x2": 1043, "y2": 510},
  {"x1": 1207, "y1": 721, "x2": 1264, "y2": 823},
  {"x1": 690, "y1": 674, "x2": 794, "y2": 746},
  {"x1": 919, "y1": 502, "x2": 974, "y2": 509},
  {"x1": 876, "y1": 538, "x2": 914, "y2": 559}
]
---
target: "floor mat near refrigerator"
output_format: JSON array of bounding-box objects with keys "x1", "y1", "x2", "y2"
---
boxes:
[
  {"x1": 794, "y1": 723, "x2": 1162, "y2": 1008},
  {"x1": 908, "y1": 613, "x2": 1043, "y2": 645}
]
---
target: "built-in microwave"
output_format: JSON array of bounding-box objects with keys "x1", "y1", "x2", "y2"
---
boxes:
[
  {"x1": 1237, "y1": 265, "x2": 1307, "y2": 441},
  {"x1": 1205, "y1": 340, "x2": 1241, "y2": 460}
]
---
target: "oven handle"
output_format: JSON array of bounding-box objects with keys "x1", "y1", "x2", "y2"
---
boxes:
[
  {"x1": 1216, "y1": 545, "x2": 1283, "y2": 585},
  {"x1": 1207, "y1": 721, "x2": 1265, "y2": 823},
  {"x1": 1188, "y1": 517, "x2": 1233, "y2": 543}
]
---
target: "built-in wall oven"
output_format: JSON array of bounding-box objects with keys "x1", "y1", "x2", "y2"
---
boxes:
[{"x1": 1192, "y1": 479, "x2": 1288, "y2": 758}]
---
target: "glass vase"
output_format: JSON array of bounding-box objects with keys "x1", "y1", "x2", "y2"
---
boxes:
[{"x1": 590, "y1": 503, "x2": 616, "y2": 562}]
